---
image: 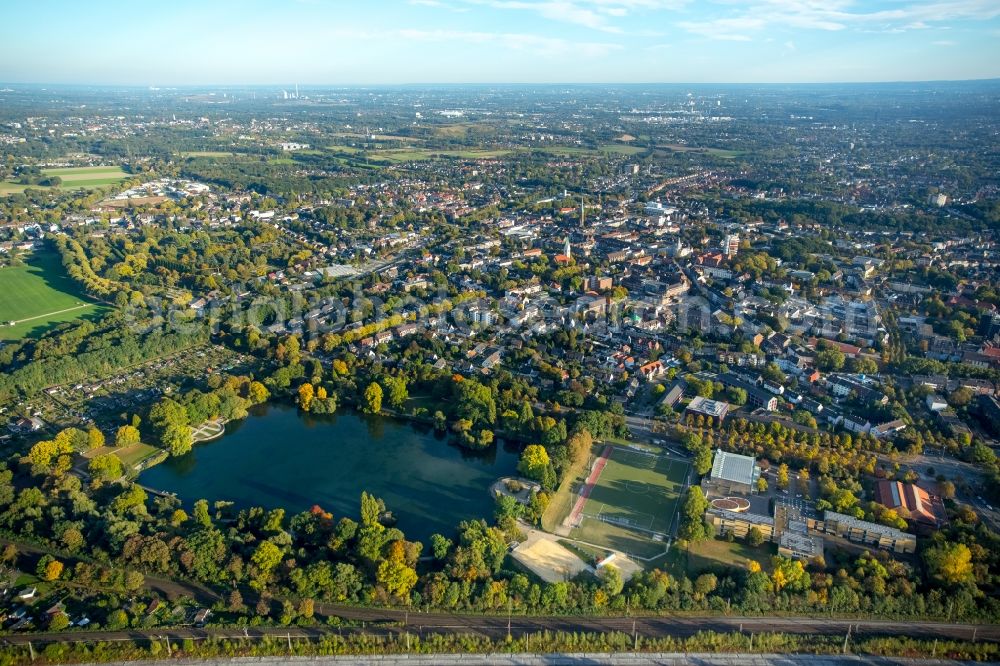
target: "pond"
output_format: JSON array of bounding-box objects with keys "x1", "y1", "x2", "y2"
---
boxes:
[{"x1": 140, "y1": 403, "x2": 521, "y2": 543}]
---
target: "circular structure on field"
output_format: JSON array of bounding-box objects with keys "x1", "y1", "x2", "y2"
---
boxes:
[{"x1": 711, "y1": 497, "x2": 750, "y2": 512}]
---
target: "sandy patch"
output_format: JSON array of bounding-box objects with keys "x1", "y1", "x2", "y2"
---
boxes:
[{"x1": 513, "y1": 533, "x2": 589, "y2": 583}]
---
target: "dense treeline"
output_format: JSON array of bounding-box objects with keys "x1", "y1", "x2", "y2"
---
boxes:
[
  {"x1": 0, "y1": 323, "x2": 210, "y2": 403},
  {"x1": 5, "y1": 630, "x2": 998, "y2": 665}
]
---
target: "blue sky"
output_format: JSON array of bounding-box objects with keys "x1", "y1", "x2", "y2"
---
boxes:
[{"x1": 1, "y1": 0, "x2": 999, "y2": 84}]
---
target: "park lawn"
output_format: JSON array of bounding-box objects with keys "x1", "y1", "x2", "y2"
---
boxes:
[
  {"x1": 0, "y1": 250, "x2": 106, "y2": 340},
  {"x1": 686, "y1": 538, "x2": 777, "y2": 575},
  {"x1": 0, "y1": 181, "x2": 29, "y2": 195},
  {"x1": 115, "y1": 443, "x2": 161, "y2": 468},
  {"x1": 598, "y1": 144, "x2": 646, "y2": 155},
  {"x1": 433, "y1": 123, "x2": 476, "y2": 138},
  {"x1": 325, "y1": 145, "x2": 364, "y2": 154}
]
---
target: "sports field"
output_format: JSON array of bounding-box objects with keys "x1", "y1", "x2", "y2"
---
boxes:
[
  {"x1": 568, "y1": 444, "x2": 689, "y2": 560},
  {"x1": 0, "y1": 250, "x2": 105, "y2": 339}
]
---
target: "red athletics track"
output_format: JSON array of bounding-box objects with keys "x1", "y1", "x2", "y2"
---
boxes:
[{"x1": 567, "y1": 444, "x2": 613, "y2": 526}]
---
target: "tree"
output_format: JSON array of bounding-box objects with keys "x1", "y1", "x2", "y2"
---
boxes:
[
  {"x1": 924, "y1": 542, "x2": 974, "y2": 586},
  {"x1": 727, "y1": 387, "x2": 748, "y2": 406},
  {"x1": 248, "y1": 381, "x2": 270, "y2": 404},
  {"x1": 163, "y1": 424, "x2": 193, "y2": 457},
  {"x1": 298, "y1": 383, "x2": 315, "y2": 411},
  {"x1": 851, "y1": 357, "x2": 879, "y2": 375},
  {"x1": 517, "y1": 444, "x2": 551, "y2": 483},
  {"x1": 948, "y1": 387, "x2": 975, "y2": 408},
  {"x1": 692, "y1": 446, "x2": 713, "y2": 476},
  {"x1": 115, "y1": 424, "x2": 141, "y2": 447},
  {"x1": 377, "y1": 541, "x2": 418, "y2": 598},
  {"x1": 251, "y1": 541, "x2": 284, "y2": 578},
  {"x1": 771, "y1": 556, "x2": 810, "y2": 593},
  {"x1": 228, "y1": 589, "x2": 246, "y2": 612},
  {"x1": 816, "y1": 348, "x2": 845, "y2": 372},
  {"x1": 193, "y1": 499, "x2": 212, "y2": 527},
  {"x1": 679, "y1": 486, "x2": 710, "y2": 542},
  {"x1": 756, "y1": 476, "x2": 768, "y2": 493},
  {"x1": 694, "y1": 573, "x2": 718, "y2": 597},
  {"x1": 42, "y1": 558, "x2": 63, "y2": 581},
  {"x1": 430, "y1": 533, "x2": 452, "y2": 560},
  {"x1": 89, "y1": 453, "x2": 124, "y2": 483},
  {"x1": 48, "y1": 612, "x2": 70, "y2": 631},
  {"x1": 363, "y1": 382, "x2": 383, "y2": 414},
  {"x1": 747, "y1": 526, "x2": 765, "y2": 547},
  {"x1": 87, "y1": 427, "x2": 105, "y2": 450},
  {"x1": 777, "y1": 464, "x2": 789, "y2": 490},
  {"x1": 383, "y1": 375, "x2": 409, "y2": 410},
  {"x1": 600, "y1": 564, "x2": 624, "y2": 597}
]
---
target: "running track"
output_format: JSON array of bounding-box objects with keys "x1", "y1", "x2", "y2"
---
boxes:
[{"x1": 567, "y1": 444, "x2": 613, "y2": 526}]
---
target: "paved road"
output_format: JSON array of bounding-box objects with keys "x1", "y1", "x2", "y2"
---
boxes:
[{"x1": 4, "y1": 608, "x2": 997, "y2": 647}]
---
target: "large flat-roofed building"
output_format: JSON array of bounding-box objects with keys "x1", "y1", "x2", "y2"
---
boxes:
[
  {"x1": 685, "y1": 396, "x2": 730, "y2": 424},
  {"x1": 706, "y1": 448, "x2": 760, "y2": 496},
  {"x1": 820, "y1": 511, "x2": 916, "y2": 554}
]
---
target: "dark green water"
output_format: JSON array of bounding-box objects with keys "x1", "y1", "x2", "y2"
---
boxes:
[{"x1": 140, "y1": 403, "x2": 520, "y2": 543}]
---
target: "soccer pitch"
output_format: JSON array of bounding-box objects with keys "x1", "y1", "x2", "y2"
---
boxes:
[{"x1": 569, "y1": 444, "x2": 689, "y2": 560}]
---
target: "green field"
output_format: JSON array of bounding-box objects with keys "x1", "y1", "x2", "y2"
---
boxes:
[
  {"x1": 535, "y1": 143, "x2": 646, "y2": 157},
  {"x1": 686, "y1": 538, "x2": 777, "y2": 574},
  {"x1": 0, "y1": 250, "x2": 105, "y2": 339},
  {"x1": 180, "y1": 150, "x2": 235, "y2": 158},
  {"x1": 656, "y1": 144, "x2": 742, "y2": 159},
  {"x1": 0, "y1": 165, "x2": 128, "y2": 195},
  {"x1": 370, "y1": 148, "x2": 513, "y2": 162},
  {"x1": 116, "y1": 443, "x2": 161, "y2": 468},
  {"x1": 570, "y1": 445, "x2": 689, "y2": 560}
]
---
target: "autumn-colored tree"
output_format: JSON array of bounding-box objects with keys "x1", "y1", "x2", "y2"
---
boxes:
[
  {"x1": 248, "y1": 381, "x2": 270, "y2": 404},
  {"x1": 115, "y1": 424, "x2": 141, "y2": 447},
  {"x1": 298, "y1": 382, "x2": 315, "y2": 411},
  {"x1": 363, "y1": 382, "x2": 383, "y2": 414},
  {"x1": 377, "y1": 540, "x2": 418, "y2": 598},
  {"x1": 89, "y1": 453, "x2": 124, "y2": 483},
  {"x1": 43, "y1": 559, "x2": 64, "y2": 581},
  {"x1": 777, "y1": 463, "x2": 790, "y2": 490},
  {"x1": 924, "y1": 542, "x2": 974, "y2": 587},
  {"x1": 87, "y1": 427, "x2": 105, "y2": 450},
  {"x1": 517, "y1": 444, "x2": 550, "y2": 483},
  {"x1": 251, "y1": 541, "x2": 284, "y2": 585}
]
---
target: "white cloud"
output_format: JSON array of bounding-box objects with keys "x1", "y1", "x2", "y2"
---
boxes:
[
  {"x1": 677, "y1": 17, "x2": 764, "y2": 41},
  {"x1": 933, "y1": 39, "x2": 956, "y2": 45},
  {"x1": 675, "y1": 0, "x2": 1000, "y2": 41},
  {"x1": 462, "y1": 0, "x2": 690, "y2": 33}
]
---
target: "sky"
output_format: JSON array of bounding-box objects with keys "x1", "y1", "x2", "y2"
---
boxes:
[{"x1": 1, "y1": 0, "x2": 999, "y2": 85}]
